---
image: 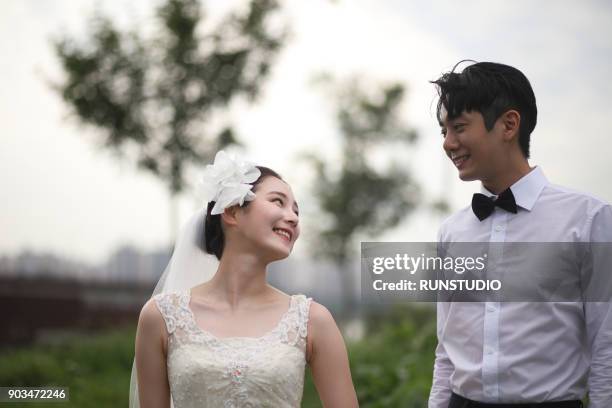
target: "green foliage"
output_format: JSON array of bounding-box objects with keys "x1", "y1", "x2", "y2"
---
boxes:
[
  {"x1": 53, "y1": 0, "x2": 286, "y2": 193},
  {"x1": 302, "y1": 305, "x2": 437, "y2": 407},
  {"x1": 0, "y1": 328, "x2": 136, "y2": 408},
  {"x1": 352, "y1": 306, "x2": 437, "y2": 407},
  {"x1": 305, "y1": 77, "x2": 421, "y2": 310},
  {"x1": 0, "y1": 307, "x2": 437, "y2": 406},
  {"x1": 309, "y1": 79, "x2": 419, "y2": 262},
  {"x1": 315, "y1": 164, "x2": 418, "y2": 265}
]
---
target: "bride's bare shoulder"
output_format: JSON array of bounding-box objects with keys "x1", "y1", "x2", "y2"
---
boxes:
[
  {"x1": 137, "y1": 298, "x2": 167, "y2": 342},
  {"x1": 307, "y1": 301, "x2": 336, "y2": 330}
]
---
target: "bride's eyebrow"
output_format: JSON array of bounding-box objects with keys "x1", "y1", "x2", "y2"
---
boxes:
[{"x1": 267, "y1": 191, "x2": 287, "y2": 198}]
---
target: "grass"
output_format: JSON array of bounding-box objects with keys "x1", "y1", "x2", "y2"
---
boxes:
[
  {"x1": 0, "y1": 328, "x2": 136, "y2": 407},
  {"x1": 302, "y1": 304, "x2": 437, "y2": 407},
  {"x1": 0, "y1": 305, "x2": 437, "y2": 407}
]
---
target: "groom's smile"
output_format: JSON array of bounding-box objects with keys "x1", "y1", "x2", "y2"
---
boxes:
[
  {"x1": 440, "y1": 109, "x2": 506, "y2": 184},
  {"x1": 450, "y1": 153, "x2": 470, "y2": 169}
]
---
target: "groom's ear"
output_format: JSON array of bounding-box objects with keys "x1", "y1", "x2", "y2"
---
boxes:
[{"x1": 500, "y1": 109, "x2": 521, "y2": 142}]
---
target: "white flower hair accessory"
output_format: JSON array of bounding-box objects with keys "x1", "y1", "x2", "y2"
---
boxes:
[{"x1": 199, "y1": 150, "x2": 261, "y2": 215}]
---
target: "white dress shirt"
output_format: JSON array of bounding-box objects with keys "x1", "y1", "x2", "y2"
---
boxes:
[{"x1": 428, "y1": 167, "x2": 612, "y2": 408}]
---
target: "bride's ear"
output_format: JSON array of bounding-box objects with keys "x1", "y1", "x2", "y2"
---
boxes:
[{"x1": 221, "y1": 205, "x2": 240, "y2": 227}]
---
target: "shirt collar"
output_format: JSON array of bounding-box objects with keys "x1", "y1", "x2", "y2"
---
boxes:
[{"x1": 480, "y1": 166, "x2": 548, "y2": 211}]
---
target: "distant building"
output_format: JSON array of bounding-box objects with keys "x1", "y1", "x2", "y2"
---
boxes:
[{"x1": 0, "y1": 245, "x2": 170, "y2": 284}]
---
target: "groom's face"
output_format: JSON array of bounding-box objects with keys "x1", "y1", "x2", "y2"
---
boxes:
[{"x1": 440, "y1": 108, "x2": 506, "y2": 183}]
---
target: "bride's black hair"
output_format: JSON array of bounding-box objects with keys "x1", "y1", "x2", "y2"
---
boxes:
[{"x1": 203, "y1": 166, "x2": 283, "y2": 260}]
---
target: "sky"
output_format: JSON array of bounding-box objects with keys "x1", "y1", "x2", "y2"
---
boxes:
[{"x1": 2, "y1": 0, "x2": 612, "y2": 264}]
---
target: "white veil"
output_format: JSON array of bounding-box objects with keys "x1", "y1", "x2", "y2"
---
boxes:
[{"x1": 128, "y1": 210, "x2": 219, "y2": 408}]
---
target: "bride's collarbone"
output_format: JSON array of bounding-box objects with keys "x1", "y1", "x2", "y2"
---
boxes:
[{"x1": 188, "y1": 295, "x2": 293, "y2": 339}]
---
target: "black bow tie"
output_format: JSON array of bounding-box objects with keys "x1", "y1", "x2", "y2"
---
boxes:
[{"x1": 472, "y1": 188, "x2": 517, "y2": 221}]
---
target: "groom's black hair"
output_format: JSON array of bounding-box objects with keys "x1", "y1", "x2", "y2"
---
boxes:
[
  {"x1": 431, "y1": 60, "x2": 537, "y2": 158},
  {"x1": 204, "y1": 166, "x2": 283, "y2": 260}
]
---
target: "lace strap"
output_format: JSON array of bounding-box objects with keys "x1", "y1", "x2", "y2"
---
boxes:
[
  {"x1": 294, "y1": 294, "x2": 312, "y2": 341},
  {"x1": 153, "y1": 292, "x2": 183, "y2": 335}
]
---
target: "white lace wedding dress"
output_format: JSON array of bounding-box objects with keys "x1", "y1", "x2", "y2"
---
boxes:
[{"x1": 153, "y1": 291, "x2": 312, "y2": 408}]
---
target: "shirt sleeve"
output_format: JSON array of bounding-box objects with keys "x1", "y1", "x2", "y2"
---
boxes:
[
  {"x1": 428, "y1": 225, "x2": 455, "y2": 408},
  {"x1": 583, "y1": 204, "x2": 612, "y2": 408},
  {"x1": 428, "y1": 300, "x2": 454, "y2": 408}
]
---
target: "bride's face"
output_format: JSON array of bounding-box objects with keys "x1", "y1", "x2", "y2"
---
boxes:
[{"x1": 234, "y1": 176, "x2": 300, "y2": 261}]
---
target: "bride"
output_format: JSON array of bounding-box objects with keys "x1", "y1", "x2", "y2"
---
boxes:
[{"x1": 131, "y1": 151, "x2": 359, "y2": 407}]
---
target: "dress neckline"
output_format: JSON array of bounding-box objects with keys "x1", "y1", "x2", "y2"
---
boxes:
[{"x1": 183, "y1": 289, "x2": 296, "y2": 341}]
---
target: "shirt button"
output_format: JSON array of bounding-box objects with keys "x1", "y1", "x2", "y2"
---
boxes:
[
  {"x1": 486, "y1": 347, "x2": 496, "y2": 355},
  {"x1": 494, "y1": 225, "x2": 504, "y2": 232},
  {"x1": 487, "y1": 305, "x2": 496, "y2": 313}
]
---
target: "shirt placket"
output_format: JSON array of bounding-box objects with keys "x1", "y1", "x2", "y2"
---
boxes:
[{"x1": 482, "y1": 210, "x2": 507, "y2": 401}]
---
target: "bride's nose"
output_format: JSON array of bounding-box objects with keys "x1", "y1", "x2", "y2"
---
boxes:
[{"x1": 284, "y1": 209, "x2": 299, "y2": 226}]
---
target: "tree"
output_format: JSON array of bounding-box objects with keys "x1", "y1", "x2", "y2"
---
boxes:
[
  {"x1": 52, "y1": 0, "x2": 286, "y2": 233},
  {"x1": 306, "y1": 76, "x2": 422, "y2": 313}
]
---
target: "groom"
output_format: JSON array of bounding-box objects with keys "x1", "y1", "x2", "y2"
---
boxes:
[{"x1": 427, "y1": 61, "x2": 612, "y2": 407}]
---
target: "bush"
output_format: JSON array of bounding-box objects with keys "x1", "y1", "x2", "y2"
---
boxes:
[
  {"x1": 0, "y1": 305, "x2": 437, "y2": 407},
  {"x1": 302, "y1": 304, "x2": 437, "y2": 407},
  {"x1": 0, "y1": 328, "x2": 135, "y2": 407}
]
